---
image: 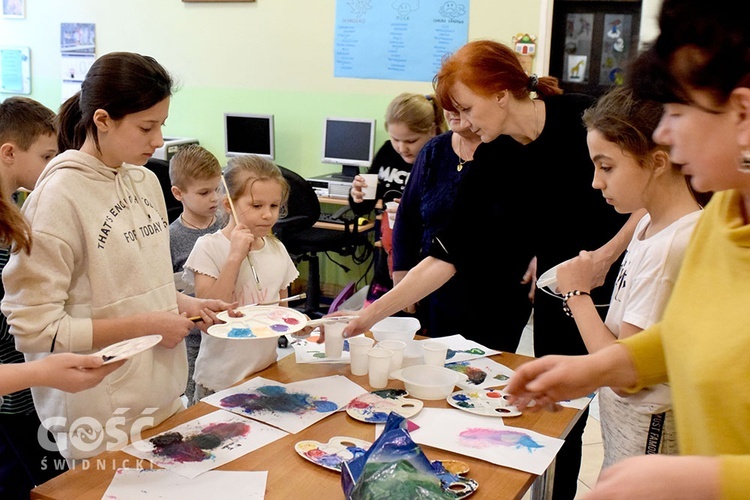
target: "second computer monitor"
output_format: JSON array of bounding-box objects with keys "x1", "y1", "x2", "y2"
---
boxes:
[
  {"x1": 224, "y1": 113, "x2": 275, "y2": 160},
  {"x1": 322, "y1": 117, "x2": 376, "y2": 176}
]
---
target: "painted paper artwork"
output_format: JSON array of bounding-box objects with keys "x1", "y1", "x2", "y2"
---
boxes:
[
  {"x1": 419, "y1": 334, "x2": 500, "y2": 363},
  {"x1": 102, "y1": 468, "x2": 267, "y2": 499},
  {"x1": 445, "y1": 358, "x2": 515, "y2": 390},
  {"x1": 122, "y1": 410, "x2": 287, "y2": 479},
  {"x1": 559, "y1": 392, "x2": 595, "y2": 410},
  {"x1": 203, "y1": 375, "x2": 367, "y2": 433},
  {"x1": 292, "y1": 336, "x2": 351, "y2": 364},
  {"x1": 407, "y1": 408, "x2": 564, "y2": 475}
]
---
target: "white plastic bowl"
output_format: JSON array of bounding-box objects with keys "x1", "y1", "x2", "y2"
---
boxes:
[
  {"x1": 390, "y1": 365, "x2": 468, "y2": 400},
  {"x1": 370, "y1": 316, "x2": 421, "y2": 343}
]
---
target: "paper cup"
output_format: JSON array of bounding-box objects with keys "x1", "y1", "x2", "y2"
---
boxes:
[
  {"x1": 324, "y1": 321, "x2": 347, "y2": 359},
  {"x1": 422, "y1": 341, "x2": 448, "y2": 367},
  {"x1": 367, "y1": 347, "x2": 393, "y2": 389},
  {"x1": 348, "y1": 335, "x2": 374, "y2": 376},
  {"x1": 376, "y1": 339, "x2": 406, "y2": 375},
  {"x1": 359, "y1": 174, "x2": 378, "y2": 200},
  {"x1": 385, "y1": 201, "x2": 398, "y2": 228}
]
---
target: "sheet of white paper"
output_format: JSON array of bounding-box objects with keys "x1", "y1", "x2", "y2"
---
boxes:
[
  {"x1": 292, "y1": 337, "x2": 351, "y2": 364},
  {"x1": 405, "y1": 408, "x2": 564, "y2": 475},
  {"x1": 102, "y1": 468, "x2": 267, "y2": 499},
  {"x1": 202, "y1": 375, "x2": 367, "y2": 434},
  {"x1": 417, "y1": 334, "x2": 501, "y2": 363},
  {"x1": 444, "y1": 357, "x2": 516, "y2": 390},
  {"x1": 122, "y1": 410, "x2": 286, "y2": 479},
  {"x1": 559, "y1": 392, "x2": 595, "y2": 410}
]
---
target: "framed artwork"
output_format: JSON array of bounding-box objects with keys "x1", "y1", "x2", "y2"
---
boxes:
[{"x1": 2, "y1": 0, "x2": 25, "y2": 19}]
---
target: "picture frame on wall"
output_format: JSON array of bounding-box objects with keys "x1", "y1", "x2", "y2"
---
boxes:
[{"x1": 2, "y1": 0, "x2": 25, "y2": 19}]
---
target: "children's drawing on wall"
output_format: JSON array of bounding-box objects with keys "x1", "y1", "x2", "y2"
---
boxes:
[
  {"x1": 2, "y1": 0, "x2": 24, "y2": 19},
  {"x1": 122, "y1": 410, "x2": 287, "y2": 479},
  {"x1": 563, "y1": 12, "x2": 593, "y2": 83},
  {"x1": 60, "y1": 23, "x2": 96, "y2": 101},
  {"x1": 512, "y1": 33, "x2": 536, "y2": 75},
  {"x1": 598, "y1": 13, "x2": 633, "y2": 86},
  {"x1": 566, "y1": 55, "x2": 587, "y2": 82},
  {"x1": 392, "y1": 0, "x2": 419, "y2": 20}
]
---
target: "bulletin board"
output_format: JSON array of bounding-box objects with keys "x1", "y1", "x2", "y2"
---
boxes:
[{"x1": 0, "y1": 46, "x2": 31, "y2": 94}]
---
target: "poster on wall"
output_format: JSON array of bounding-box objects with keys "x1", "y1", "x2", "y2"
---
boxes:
[
  {"x1": 60, "y1": 23, "x2": 96, "y2": 101},
  {"x1": 2, "y1": 0, "x2": 25, "y2": 19},
  {"x1": 562, "y1": 13, "x2": 593, "y2": 84},
  {"x1": 333, "y1": 0, "x2": 469, "y2": 82},
  {"x1": 0, "y1": 46, "x2": 31, "y2": 94}
]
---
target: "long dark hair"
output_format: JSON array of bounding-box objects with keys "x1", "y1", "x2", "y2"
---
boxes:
[{"x1": 56, "y1": 52, "x2": 174, "y2": 153}]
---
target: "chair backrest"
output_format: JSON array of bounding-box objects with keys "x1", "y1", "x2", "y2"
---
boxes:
[
  {"x1": 274, "y1": 165, "x2": 321, "y2": 240},
  {"x1": 144, "y1": 158, "x2": 182, "y2": 224}
]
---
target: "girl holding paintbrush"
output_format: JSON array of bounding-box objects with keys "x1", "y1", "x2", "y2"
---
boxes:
[
  {"x1": 184, "y1": 155, "x2": 298, "y2": 404},
  {"x1": 1, "y1": 52, "x2": 233, "y2": 463}
]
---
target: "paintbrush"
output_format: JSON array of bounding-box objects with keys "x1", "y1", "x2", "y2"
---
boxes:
[
  {"x1": 221, "y1": 174, "x2": 261, "y2": 290},
  {"x1": 188, "y1": 293, "x2": 307, "y2": 322}
]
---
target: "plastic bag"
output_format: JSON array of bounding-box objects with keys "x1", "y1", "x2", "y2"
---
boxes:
[{"x1": 341, "y1": 412, "x2": 456, "y2": 500}]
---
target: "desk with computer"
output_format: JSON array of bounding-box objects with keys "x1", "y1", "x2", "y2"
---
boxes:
[{"x1": 221, "y1": 112, "x2": 379, "y2": 315}]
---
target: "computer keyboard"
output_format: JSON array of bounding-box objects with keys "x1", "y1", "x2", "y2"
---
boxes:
[{"x1": 318, "y1": 213, "x2": 347, "y2": 225}]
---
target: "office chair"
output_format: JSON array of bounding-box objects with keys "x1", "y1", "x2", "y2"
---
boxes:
[
  {"x1": 144, "y1": 158, "x2": 182, "y2": 224},
  {"x1": 273, "y1": 165, "x2": 373, "y2": 318}
]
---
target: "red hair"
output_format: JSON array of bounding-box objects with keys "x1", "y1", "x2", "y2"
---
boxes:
[{"x1": 434, "y1": 40, "x2": 562, "y2": 111}]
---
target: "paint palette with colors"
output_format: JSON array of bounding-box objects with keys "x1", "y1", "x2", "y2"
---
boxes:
[
  {"x1": 94, "y1": 335, "x2": 162, "y2": 365},
  {"x1": 294, "y1": 436, "x2": 371, "y2": 472},
  {"x1": 447, "y1": 388, "x2": 522, "y2": 417},
  {"x1": 346, "y1": 389, "x2": 424, "y2": 423},
  {"x1": 207, "y1": 306, "x2": 307, "y2": 339}
]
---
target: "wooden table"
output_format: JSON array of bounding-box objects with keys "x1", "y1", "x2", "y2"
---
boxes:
[{"x1": 31, "y1": 346, "x2": 583, "y2": 500}]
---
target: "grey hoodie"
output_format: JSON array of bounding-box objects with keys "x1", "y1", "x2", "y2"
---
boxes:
[{"x1": 1, "y1": 150, "x2": 186, "y2": 460}]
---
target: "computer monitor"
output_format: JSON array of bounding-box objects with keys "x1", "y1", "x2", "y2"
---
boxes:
[
  {"x1": 224, "y1": 113, "x2": 275, "y2": 160},
  {"x1": 321, "y1": 117, "x2": 376, "y2": 176}
]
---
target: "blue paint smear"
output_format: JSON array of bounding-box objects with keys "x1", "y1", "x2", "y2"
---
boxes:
[
  {"x1": 228, "y1": 327, "x2": 255, "y2": 338},
  {"x1": 220, "y1": 384, "x2": 338, "y2": 415}
]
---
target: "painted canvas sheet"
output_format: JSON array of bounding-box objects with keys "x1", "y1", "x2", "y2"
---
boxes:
[
  {"x1": 203, "y1": 375, "x2": 367, "y2": 433},
  {"x1": 292, "y1": 336, "x2": 351, "y2": 364},
  {"x1": 122, "y1": 410, "x2": 286, "y2": 479},
  {"x1": 407, "y1": 408, "x2": 564, "y2": 475},
  {"x1": 102, "y1": 468, "x2": 267, "y2": 499},
  {"x1": 445, "y1": 357, "x2": 516, "y2": 390},
  {"x1": 418, "y1": 334, "x2": 501, "y2": 363}
]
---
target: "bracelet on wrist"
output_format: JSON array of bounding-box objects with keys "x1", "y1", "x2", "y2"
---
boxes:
[{"x1": 562, "y1": 290, "x2": 591, "y2": 318}]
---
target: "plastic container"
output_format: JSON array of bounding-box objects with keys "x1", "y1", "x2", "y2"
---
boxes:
[
  {"x1": 370, "y1": 316, "x2": 421, "y2": 343},
  {"x1": 389, "y1": 365, "x2": 468, "y2": 400}
]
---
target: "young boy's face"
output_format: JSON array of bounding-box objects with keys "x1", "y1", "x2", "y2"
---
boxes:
[
  {"x1": 6, "y1": 132, "x2": 57, "y2": 192},
  {"x1": 176, "y1": 175, "x2": 222, "y2": 220}
]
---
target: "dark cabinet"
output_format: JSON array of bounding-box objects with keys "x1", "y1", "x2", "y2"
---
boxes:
[{"x1": 549, "y1": 0, "x2": 642, "y2": 97}]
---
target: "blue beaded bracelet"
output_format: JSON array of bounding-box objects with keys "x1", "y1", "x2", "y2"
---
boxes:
[{"x1": 562, "y1": 290, "x2": 591, "y2": 317}]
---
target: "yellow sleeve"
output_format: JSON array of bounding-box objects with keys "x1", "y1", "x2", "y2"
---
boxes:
[
  {"x1": 720, "y1": 455, "x2": 750, "y2": 499},
  {"x1": 616, "y1": 322, "x2": 668, "y2": 392}
]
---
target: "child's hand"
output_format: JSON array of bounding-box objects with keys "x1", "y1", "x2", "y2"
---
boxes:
[
  {"x1": 228, "y1": 223, "x2": 255, "y2": 260},
  {"x1": 146, "y1": 312, "x2": 196, "y2": 348},
  {"x1": 38, "y1": 353, "x2": 125, "y2": 392}
]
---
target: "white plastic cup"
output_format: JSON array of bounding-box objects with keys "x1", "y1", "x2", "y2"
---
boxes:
[
  {"x1": 377, "y1": 339, "x2": 406, "y2": 375},
  {"x1": 385, "y1": 201, "x2": 398, "y2": 228},
  {"x1": 324, "y1": 320, "x2": 347, "y2": 359},
  {"x1": 348, "y1": 335, "x2": 375, "y2": 376},
  {"x1": 422, "y1": 341, "x2": 448, "y2": 367},
  {"x1": 367, "y1": 347, "x2": 393, "y2": 389},
  {"x1": 359, "y1": 174, "x2": 378, "y2": 200}
]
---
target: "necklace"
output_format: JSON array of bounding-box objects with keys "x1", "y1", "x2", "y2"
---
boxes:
[
  {"x1": 180, "y1": 214, "x2": 215, "y2": 230},
  {"x1": 456, "y1": 136, "x2": 470, "y2": 172},
  {"x1": 532, "y1": 99, "x2": 539, "y2": 141}
]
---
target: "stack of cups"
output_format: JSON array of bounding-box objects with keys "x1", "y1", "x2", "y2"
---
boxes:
[{"x1": 348, "y1": 335, "x2": 374, "y2": 376}]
